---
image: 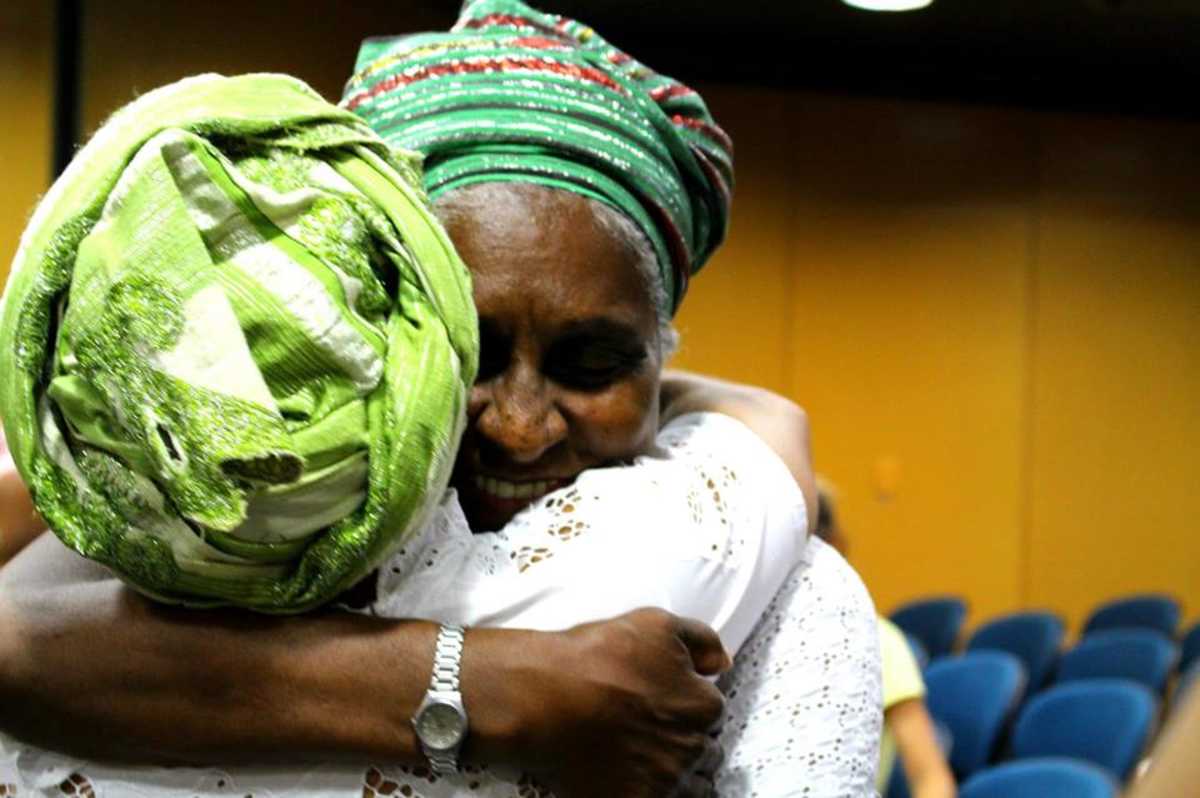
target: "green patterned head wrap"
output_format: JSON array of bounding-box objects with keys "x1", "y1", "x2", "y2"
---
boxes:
[
  {"x1": 343, "y1": 0, "x2": 734, "y2": 316},
  {"x1": 0, "y1": 74, "x2": 478, "y2": 612}
]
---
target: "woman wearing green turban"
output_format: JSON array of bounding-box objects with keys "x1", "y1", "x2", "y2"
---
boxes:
[{"x1": 0, "y1": 2, "x2": 881, "y2": 796}]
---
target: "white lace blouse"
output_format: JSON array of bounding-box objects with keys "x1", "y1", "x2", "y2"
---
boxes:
[{"x1": 0, "y1": 412, "x2": 881, "y2": 797}]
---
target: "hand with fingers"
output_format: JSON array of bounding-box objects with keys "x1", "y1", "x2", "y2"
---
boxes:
[{"x1": 519, "y1": 608, "x2": 730, "y2": 798}]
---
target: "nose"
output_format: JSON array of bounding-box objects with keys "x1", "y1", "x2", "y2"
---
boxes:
[{"x1": 471, "y1": 364, "x2": 567, "y2": 465}]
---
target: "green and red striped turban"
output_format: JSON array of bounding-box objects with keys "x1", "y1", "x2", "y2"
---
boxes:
[{"x1": 342, "y1": 0, "x2": 733, "y2": 315}]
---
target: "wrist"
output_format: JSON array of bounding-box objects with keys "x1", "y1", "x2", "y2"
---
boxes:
[
  {"x1": 410, "y1": 623, "x2": 472, "y2": 776},
  {"x1": 458, "y1": 626, "x2": 563, "y2": 769}
]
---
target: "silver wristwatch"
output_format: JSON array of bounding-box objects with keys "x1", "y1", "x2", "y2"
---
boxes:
[{"x1": 412, "y1": 624, "x2": 469, "y2": 775}]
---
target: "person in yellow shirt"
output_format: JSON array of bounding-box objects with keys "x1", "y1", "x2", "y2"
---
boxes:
[{"x1": 817, "y1": 478, "x2": 956, "y2": 798}]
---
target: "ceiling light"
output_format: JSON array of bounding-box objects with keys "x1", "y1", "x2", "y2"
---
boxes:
[{"x1": 842, "y1": 0, "x2": 934, "y2": 11}]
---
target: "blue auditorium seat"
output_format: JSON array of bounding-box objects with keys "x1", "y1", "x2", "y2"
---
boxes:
[
  {"x1": 1056, "y1": 629, "x2": 1178, "y2": 693},
  {"x1": 959, "y1": 758, "x2": 1118, "y2": 798},
  {"x1": 1011, "y1": 679, "x2": 1156, "y2": 782},
  {"x1": 924, "y1": 651, "x2": 1025, "y2": 779},
  {"x1": 1083, "y1": 593, "x2": 1180, "y2": 638},
  {"x1": 891, "y1": 596, "x2": 968, "y2": 659},
  {"x1": 967, "y1": 610, "x2": 1064, "y2": 691}
]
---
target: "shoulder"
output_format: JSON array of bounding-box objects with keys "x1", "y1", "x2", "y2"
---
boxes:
[
  {"x1": 515, "y1": 410, "x2": 810, "y2": 561},
  {"x1": 604, "y1": 411, "x2": 810, "y2": 549},
  {"x1": 792, "y1": 537, "x2": 878, "y2": 632},
  {"x1": 716, "y1": 537, "x2": 882, "y2": 796},
  {"x1": 731, "y1": 537, "x2": 879, "y2": 675},
  {"x1": 656, "y1": 387, "x2": 815, "y2": 530},
  {"x1": 650, "y1": 411, "x2": 807, "y2": 506}
]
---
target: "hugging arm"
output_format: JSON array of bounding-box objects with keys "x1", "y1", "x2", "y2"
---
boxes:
[
  {"x1": 374, "y1": 371, "x2": 812, "y2": 654},
  {"x1": 0, "y1": 373, "x2": 811, "y2": 794},
  {"x1": 0, "y1": 522, "x2": 726, "y2": 798},
  {"x1": 0, "y1": 540, "x2": 466, "y2": 765}
]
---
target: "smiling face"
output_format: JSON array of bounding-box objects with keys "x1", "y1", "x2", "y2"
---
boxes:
[{"x1": 436, "y1": 183, "x2": 664, "y2": 531}]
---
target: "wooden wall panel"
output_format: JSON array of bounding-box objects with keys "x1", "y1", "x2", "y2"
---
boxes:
[
  {"x1": 1028, "y1": 115, "x2": 1200, "y2": 631},
  {"x1": 0, "y1": 2, "x2": 52, "y2": 285},
  {"x1": 782, "y1": 96, "x2": 1033, "y2": 623},
  {"x1": 80, "y1": 1, "x2": 452, "y2": 133},
  {"x1": 671, "y1": 86, "x2": 799, "y2": 397}
]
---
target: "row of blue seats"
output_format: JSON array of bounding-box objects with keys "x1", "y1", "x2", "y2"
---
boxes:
[
  {"x1": 888, "y1": 657, "x2": 1161, "y2": 798},
  {"x1": 958, "y1": 758, "x2": 1119, "y2": 798},
  {"x1": 889, "y1": 651, "x2": 1160, "y2": 797},
  {"x1": 924, "y1": 656, "x2": 1154, "y2": 782},
  {"x1": 891, "y1": 594, "x2": 1199, "y2": 689},
  {"x1": 886, "y1": 594, "x2": 1196, "y2": 798},
  {"x1": 908, "y1": 624, "x2": 1197, "y2": 702}
]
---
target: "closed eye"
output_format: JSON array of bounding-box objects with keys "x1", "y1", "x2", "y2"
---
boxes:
[
  {"x1": 477, "y1": 319, "x2": 511, "y2": 382},
  {"x1": 544, "y1": 321, "x2": 648, "y2": 391}
]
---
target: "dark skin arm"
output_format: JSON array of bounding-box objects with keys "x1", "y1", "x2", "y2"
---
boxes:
[
  {"x1": 0, "y1": 529, "x2": 727, "y2": 797},
  {"x1": 0, "y1": 373, "x2": 810, "y2": 793},
  {"x1": 0, "y1": 538, "x2": 451, "y2": 765}
]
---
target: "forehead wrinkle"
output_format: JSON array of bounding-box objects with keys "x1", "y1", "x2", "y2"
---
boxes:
[
  {"x1": 475, "y1": 263, "x2": 645, "y2": 347},
  {"x1": 439, "y1": 183, "x2": 658, "y2": 340}
]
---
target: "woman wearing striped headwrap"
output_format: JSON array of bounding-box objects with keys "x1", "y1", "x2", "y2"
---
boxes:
[
  {"x1": 339, "y1": 7, "x2": 878, "y2": 792},
  {"x1": 0, "y1": 2, "x2": 880, "y2": 796},
  {"x1": 342, "y1": 0, "x2": 732, "y2": 320}
]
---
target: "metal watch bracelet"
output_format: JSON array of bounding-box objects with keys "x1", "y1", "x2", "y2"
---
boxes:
[
  {"x1": 430, "y1": 624, "x2": 465, "y2": 693},
  {"x1": 419, "y1": 624, "x2": 466, "y2": 776}
]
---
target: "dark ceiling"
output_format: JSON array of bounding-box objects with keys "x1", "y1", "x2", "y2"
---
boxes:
[{"x1": 453, "y1": 0, "x2": 1200, "y2": 118}]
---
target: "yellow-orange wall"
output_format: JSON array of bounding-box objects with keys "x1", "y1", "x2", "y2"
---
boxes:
[
  {"x1": 0, "y1": 2, "x2": 52, "y2": 283},
  {"x1": 1025, "y1": 117, "x2": 1200, "y2": 632},
  {"x1": 1, "y1": 6, "x2": 1196, "y2": 636},
  {"x1": 675, "y1": 88, "x2": 1200, "y2": 635}
]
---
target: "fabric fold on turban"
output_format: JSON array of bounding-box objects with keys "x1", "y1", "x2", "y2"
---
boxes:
[
  {"x1": 0, "y1": 73, "x2": 478, "y2": 612},
  {"x1": 342, "y1": 0, "x2": 734, "y2": 315}
]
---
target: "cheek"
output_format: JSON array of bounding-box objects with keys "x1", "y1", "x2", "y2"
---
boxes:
[{"x1": 562, "y1": 374, "x2": 660, "y2": 460}]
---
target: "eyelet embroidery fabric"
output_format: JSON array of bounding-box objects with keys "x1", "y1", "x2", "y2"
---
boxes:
[
  {"x1": 716, "y1": 538, "x2": 882, "y2": 797},
  {"x1": 367, "y1": 413, "x2": 808, "y2": 645},
  {"x1": 0, "y1": 413, "x2": 881, "y2": 796}
]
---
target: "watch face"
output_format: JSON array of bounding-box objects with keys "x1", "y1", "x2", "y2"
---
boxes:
[{"x1": 417, "y1": 702, "x2": 467, "y2": 750}]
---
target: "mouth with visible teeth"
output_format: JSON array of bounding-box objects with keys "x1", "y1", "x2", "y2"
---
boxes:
[
  {"x1": 472, "y1": 475, "x2": 566, "y2": 501},
  {"x1": 456, "y1": 472, "x2": 573, "y2": 531}
]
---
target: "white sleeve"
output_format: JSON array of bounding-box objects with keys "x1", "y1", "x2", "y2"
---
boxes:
[{"x1": 370, "y1": 411, "x2": 808, "y2": 653}]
